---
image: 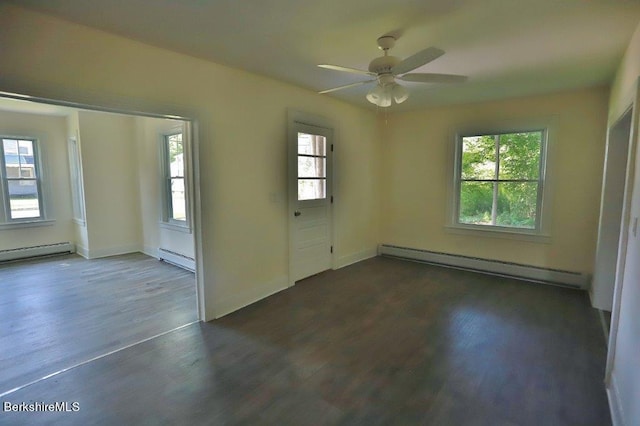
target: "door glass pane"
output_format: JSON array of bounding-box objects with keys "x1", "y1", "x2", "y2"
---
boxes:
[
  {"x1": 298, "y1": 179, "x2": 326, "y2": 200},
  {"x1": 8, "y1": 180, "x2": 40, "y2": 219},
  {"x1": 298, "y1": 133, "x2": 326, "y2": 156},
  {"x1": 459, "y1": 181, "x2": 493, "y2": 225},
  {"x1": 496, "y1": 182, "x2": 538, "y2": 228},
  {"x1": 298, "y1": 156, "x2": 326, "y2": 178}
]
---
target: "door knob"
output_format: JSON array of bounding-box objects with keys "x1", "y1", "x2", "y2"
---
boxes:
[{"x1": 294, "y1": 211, "x2": 301, "y2": 216}]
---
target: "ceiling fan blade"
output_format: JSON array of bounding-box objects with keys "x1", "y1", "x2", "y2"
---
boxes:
[
  {"x1": 398, "y1": 73, "x2": 468, "y2": 84},
  {"x1": 392, "y1": 47, "x2": 445, "y2": 75},
  {"x1": 319, "y1": 80, "x2": 376, "y2": 94},
  {"x1": 318, "y1": 64, "x2": 376, "y2": 76}
]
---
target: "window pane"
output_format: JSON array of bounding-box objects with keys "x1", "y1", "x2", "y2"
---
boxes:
[
  {"x1": 3, "y1": 139, "x2": 18, "y2": 155},
  {"x1": 496, "y1": 182, "x2": 538, "y2": 228},
  {"x1": 298, "y1": 133, "x2": 326, "y2": 156},
  {"x1": 459, "y1": 181, "x2": 493, "y2": 225},
  {"x1": 499, "y1": 132, "x2": 541, "y2": 179},
  {"x1": 6, "y1": 165, "x2": 19, "y2": 178},
  {"x1": 298, "y1": 179, "x2": 326, "y2": 200},
  {"x1": 8, "y1": 180, "x2": 40, "y2": 219},
  {"x1": 298, "y1": 156, "x2": 326, "y2": 178},
  {"x1": 167, "y1": 134, "x2": 184, "y2": 178},
  {"x1": 461, "y1": 135, "x2": 496, "y2": 179},
  {"x1": 170, "y1": 177, "x2": 186, "y2": 220}
]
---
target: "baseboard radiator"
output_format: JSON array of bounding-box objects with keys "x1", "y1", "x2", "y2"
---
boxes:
[
  {"x1": 158, "y1": 248, "x2": 195, "y2": 272},
  {"x1": 0, "y1": 242, "x2": 76, "y2": 263},
  {"x1": 379, "y1": 244, "x2": 589, "y2": 289}
]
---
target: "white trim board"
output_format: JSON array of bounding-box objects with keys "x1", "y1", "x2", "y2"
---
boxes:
[
  {"x1": 607, "y1": 375, "x2": 626, "y2": 426},
  {"x1": 379, "y1": 244, "x2": 589, "y2": 288}
]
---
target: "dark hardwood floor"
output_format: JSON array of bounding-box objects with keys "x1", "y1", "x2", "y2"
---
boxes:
[
  {"x1": 0, "y1": 253, "x2": 197, "y2": 395},
  {"x1": 0, "y1": 256, "x2": 609, "y2": 425}
]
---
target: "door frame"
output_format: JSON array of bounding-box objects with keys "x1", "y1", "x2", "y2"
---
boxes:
[
  {"x1": 287, "y1": 109, "x2": 335, "y2": 286},
  {"x1": 605, "y1": 77, "x2": 639, "y2": 385}
]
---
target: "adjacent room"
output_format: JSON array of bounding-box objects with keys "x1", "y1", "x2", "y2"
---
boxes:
[
  {"x1": 1, "y1": 0, "x2": 639, "y2": 424},
  {"x1": 0, "y1": 99, "x2": 198, "y2": 394}
]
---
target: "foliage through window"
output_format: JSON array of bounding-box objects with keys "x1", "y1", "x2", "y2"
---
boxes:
[
  {"x1": 456, "y1": 130, "x2": 545, "y2": 230},
  {"x1": 1, "y1": 137, "x2": 43, "y2": 221},
  {"x1": 164, "y1": 132, "x2": 187, "y2": 223}
]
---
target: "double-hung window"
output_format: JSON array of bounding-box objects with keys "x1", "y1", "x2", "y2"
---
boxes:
[
  {"x1": 0, "y1": 137, "x2": 44, "y2": 221},
  {"x1": 163, "y1": 132, "x2": 188, "y2": 226},
  {"x1": 454, "y1": 130, "x2": 547, "y2": 233}
]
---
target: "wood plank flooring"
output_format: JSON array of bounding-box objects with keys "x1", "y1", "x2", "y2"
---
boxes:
[
  {"x1": 0, "y1": 256, "x2": 609, "y2": 425},
  {"x1": 0, "y1": 253, "x2": 197, "y2": 395}
]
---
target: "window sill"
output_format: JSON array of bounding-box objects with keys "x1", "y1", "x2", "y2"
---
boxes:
[
  {"x1": 0, "y1": 219, "x2": 55, "y2": 230},
  {"x1": 159, "y1": 221, "x2": 192, "y2": 234},
  {"x1": 445, "y1": 224, "x2": 551, "y2": 244}
]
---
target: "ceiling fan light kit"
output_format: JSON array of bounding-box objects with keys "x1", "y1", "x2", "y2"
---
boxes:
[{"x1": 319, "y1": 35, "x2": 468, "y2": 108}]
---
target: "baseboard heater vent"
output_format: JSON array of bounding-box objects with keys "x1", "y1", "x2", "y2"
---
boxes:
[
  {"x1": 158, "y1": 248, "x2": 195, "y2": 272},
  {"x1": 0, "y1": 242, "x2": 76, "y2": 263},
  {"x1": 379, "y1": 244, "x2": 588, "y2": 289}
]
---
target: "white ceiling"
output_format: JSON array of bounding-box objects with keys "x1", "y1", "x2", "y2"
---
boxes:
[{"x1": 9, "y1": 0, "x2": 640, "y2": 111}]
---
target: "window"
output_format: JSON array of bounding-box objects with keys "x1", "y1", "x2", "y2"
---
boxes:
[
  {"x1": 297, "y1": 132, "x2": 327, "y2": 200},
  {"x1": 0, "y1": 137, "x2": 44, "y2": 221},
  {"x1": 163, "y1": 132, "x2": 187, "y2": 225},
  {"x1": 454, "y1": 130, "x2": 546, "y2": 232},
  {"x1": 68, "y1": 137, "x2": 86, "y2": 224}
]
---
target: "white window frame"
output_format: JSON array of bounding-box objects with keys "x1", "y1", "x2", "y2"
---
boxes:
[
  {"x1": 0, "y1": 136, "x2": 48, "y2": 226},
  {"x1": 67, "y1": 137, "x2": 86, "y2": 225},
  {"x1": 448, "y1": 125, "x2": 551, "y2": 240},
  {"x1": 160, "y1": 129, "x2": 191, "y2": 231}
]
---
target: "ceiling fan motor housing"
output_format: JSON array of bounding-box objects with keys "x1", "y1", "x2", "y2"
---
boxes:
[{"x1": 368, "y1": 55, "x2": 400, "y2": 75}]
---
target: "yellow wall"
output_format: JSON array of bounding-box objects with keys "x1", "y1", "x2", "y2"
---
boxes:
[
  {"x1": 77, "y1": 110, "x2": 142, "y2": 257},
  {"x1": 0, "y1": 110, "x2": 73, "y2": 250},
  {"x1": 0, "y1": 4, "x2": 380, "y2": 319},
  {"x1": 609, "y1": 23, "x2": 640, "y2": 121},
  {"x1": 381, "y1": 87, "x2": 609, "y2": 273}
]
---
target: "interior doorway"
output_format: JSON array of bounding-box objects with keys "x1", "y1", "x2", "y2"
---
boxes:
[
  {"x1": 592, "y1": 106, "x2": 634, "y2": 311},
  {"x1": 0, "y1": 93, "x2": 203, "y2": 396}
]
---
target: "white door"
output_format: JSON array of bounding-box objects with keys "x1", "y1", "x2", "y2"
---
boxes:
[{"x1": 289, "y1": 121, "x2": 333, "y2": 283}]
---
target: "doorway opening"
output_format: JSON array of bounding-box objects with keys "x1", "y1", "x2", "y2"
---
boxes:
[
  {"x1": 0, "y1": 93, "x2": 203, "y2": 396},
  {"x1": 592, "y1": 106, "x2": 634, "y2": 311}
]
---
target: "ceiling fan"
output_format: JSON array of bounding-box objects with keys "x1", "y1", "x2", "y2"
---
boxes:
[{"x1": 318, "y1": 36, "x2": 467, "y2": 107}]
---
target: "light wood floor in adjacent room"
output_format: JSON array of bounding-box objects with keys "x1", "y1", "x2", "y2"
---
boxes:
[
  {"x1": 0, "y1": 256, "x2": 609, "y2": 425},
  {"x1": 0, "y1": 253, "x2": 197, "y2": 395}
]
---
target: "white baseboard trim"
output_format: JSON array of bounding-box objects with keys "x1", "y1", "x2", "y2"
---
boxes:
[
  {"x1": 75, "y1": 244, "x2": 89, "y2": 259},
  {"x1": 86, "y1": 244, "x2": 141, "y2": 259},
  {"x1": 336, "y1": 247, "x2": 378, "y2": 269},
  {"x1": 607, "y1": 374, "x2": 625, "y2": 426},
  {"x1": 379, "y1": 244, "x2": 589, "y2": 288},
  {"x1": 214, "y1": 275, "x2": 289, "y2": 319},
  {"x1": 0, "y1": 242, "x2": 75, "y2": 262},
  {"x1": 158, "y1": 248, "x2": 195, "y2": 272}
]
